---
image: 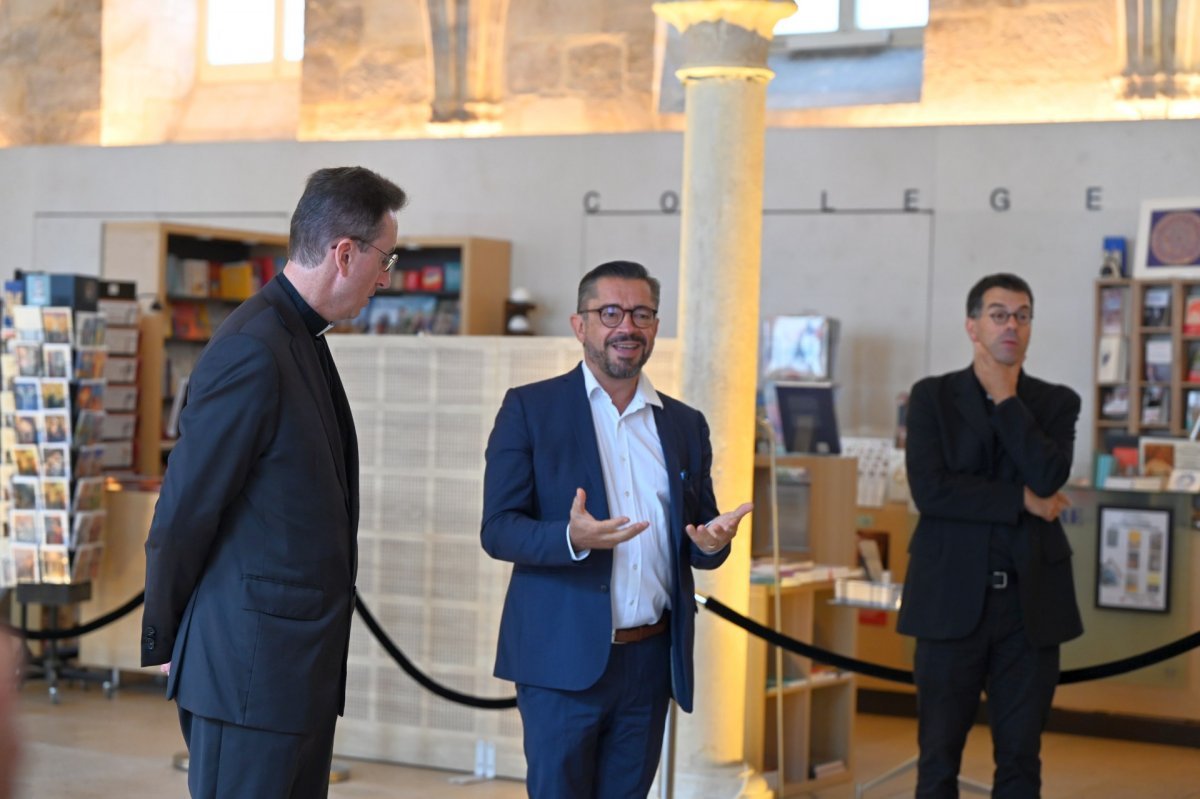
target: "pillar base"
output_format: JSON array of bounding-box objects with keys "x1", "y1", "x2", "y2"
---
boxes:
[{"x1": 671, "y1": 762, "x2": 773, "y2": 798}]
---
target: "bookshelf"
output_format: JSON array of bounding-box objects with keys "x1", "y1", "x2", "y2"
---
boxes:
[
  {"x1": 744, "y1": 579, "x2": 855, "y2": 794},
  {"x1": 746, "y1": 454, "x2": 859, "y2": 794},
  {"x1": 1094, "y1": 277, "x2": 1200, "y2": 459},
  {"x1": 100, "y1": 223, "x2": 289, "y2": 475},
  {"x1": 339, "y1": 236, "x2": 512, "y2": 336},
  {"x1": 102, "y1": 225, "x2": 512, "y2": 474}
]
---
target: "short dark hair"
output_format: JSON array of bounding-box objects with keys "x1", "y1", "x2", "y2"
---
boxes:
[
  {"x1": 966, "y1": 273, "x2": 1033, "y2": 317},
  {"x1": 289, "y1": 166, "x2": 408, "y2": 267},
  {"x1": 576, "y1": 261, "x2": 661, "y2": 311}
]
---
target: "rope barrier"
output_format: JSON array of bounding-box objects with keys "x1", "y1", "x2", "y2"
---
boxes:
[
  {"x1": 354, "y1": 597, "x2": 516, "y2": 710},
  {"x1": 10, "y1": 586, "x2": 1200, "y2": 705},
  {"x1": 697, "y1": 593, "x2": 1200, "y2": 686},
  {"x1": 15, "y1": 592, "x2": 145, "y2": 641}
]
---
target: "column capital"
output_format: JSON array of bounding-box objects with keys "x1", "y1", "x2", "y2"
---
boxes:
[{"x1": 652, "y1": 0, "x2": 796, "y2": 82}]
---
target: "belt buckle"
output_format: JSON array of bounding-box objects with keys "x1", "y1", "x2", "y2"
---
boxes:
[{"x1": 992, "y1": 571, "x2": 1008, "y2": 590}]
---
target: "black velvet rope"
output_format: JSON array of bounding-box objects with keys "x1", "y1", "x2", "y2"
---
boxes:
[
  {"x1": 354, "y1": 596, "x2": 517, "y2": 710},
  {"x1": 12, "y1": 588, "x2": 1200, "y2": 702},
  {"x1": 698, "y1": 594, "x2": 1200, "y2": 686},
  {"x1": 700, "y1": 594, "x2": 915, "y2": 684},
  {"x1": 16, "y1": 591, "x2": 145, "y2": 640}
]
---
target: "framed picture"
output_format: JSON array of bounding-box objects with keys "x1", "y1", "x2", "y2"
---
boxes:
[
  {"x1": 1132, "y1": 198, "x2": 1200, "y2": 279},
  {"x1": 1096, "y1": 505, "x2": 1172, "y2": 613}
]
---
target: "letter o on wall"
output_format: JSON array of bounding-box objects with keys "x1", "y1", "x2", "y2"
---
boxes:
[{"x1": 990, "y1": 188, "x2": 1010, "y2": 212}]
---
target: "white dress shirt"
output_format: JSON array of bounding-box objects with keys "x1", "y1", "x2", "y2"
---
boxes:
[{"x1": 571, "y1": 362, "x2": 673, "y2": 630}]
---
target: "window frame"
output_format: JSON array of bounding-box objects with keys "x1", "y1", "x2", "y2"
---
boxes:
[
  {"x1": 773, "y1": 0, "x2": 927, "y2": 54},
  {"x1": 197, "y1": 0, "x2": 302, "y2": 83}
]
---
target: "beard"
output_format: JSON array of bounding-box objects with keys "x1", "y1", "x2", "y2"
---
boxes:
[{"x1": 585, "y1": 332, "x2": 652, "y2": 380}]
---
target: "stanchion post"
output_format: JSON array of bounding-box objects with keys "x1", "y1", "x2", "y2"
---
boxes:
[{"x1": 658, "y1": 700, "x2": 676, "y2": 799}]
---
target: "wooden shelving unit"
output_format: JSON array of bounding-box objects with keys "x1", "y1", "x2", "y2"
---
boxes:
[
  {"x1": 744, "y1": 579, "x2": 856, "y2": 794},
  {"x1": 1094, "y1": 277, "x2": 1200, "y2": 457},
  {"x1": 746, "y1": 453, "x2": 859, "y2": 794},
  {"x1": 101, "y1": 223, "x2": 512, "y2": 475}
]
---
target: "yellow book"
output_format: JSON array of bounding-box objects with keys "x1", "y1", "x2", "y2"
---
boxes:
[{"x1": 220, "y1": 261, "x2": 254, "y2": 300}]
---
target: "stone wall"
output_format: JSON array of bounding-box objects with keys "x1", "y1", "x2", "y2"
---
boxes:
[
  {"x1": 500, "y1": 0, "x2": 657, "y2": 134},
  {"x1": 2, "y1": 0, "x2": 1198, "y2": 146},
  {"x1": 0, "y1": 0, "x2": 102, "y2": 146},
  {"x1": 299, "y1": 0, "x2": 433, "y2": 140}
]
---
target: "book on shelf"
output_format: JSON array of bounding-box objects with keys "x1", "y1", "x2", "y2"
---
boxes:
[
  {"x1": 1100, "y1": 385, "x2": 1130, "y2": 419},
  {"x1": 1187, "y1": 390, "x2": 1200, "y2": 431},
  {"x1": 1099, "y1": 286, "x2": 1128, "y2": 334},
  {"x1": 1167, "y1": 469, "x2": 1200, "y2": 492},
  {"x1": 1185, "y1": 294, "x2": 1200, "y2": 335},
  {"x1": 1096, "y1": 335, "x2": 1126, "y2": 382},
  {"x1": 1143, "y1": 286, "x2": 1172, "y2": 327},
  {"x1": 1141, "y1": 385, "x2": 1170, "y2": 425},
  {"x1": 1144, "y1": 338, "x2": 1173, "y2": 382}
]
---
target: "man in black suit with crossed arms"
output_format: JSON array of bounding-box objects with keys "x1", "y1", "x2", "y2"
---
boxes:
[{"x1": 898, "y1": 273, "x2": 1083, "y2": 798}]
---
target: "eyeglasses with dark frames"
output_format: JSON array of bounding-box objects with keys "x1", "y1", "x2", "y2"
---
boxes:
[
  {"x1": 330, "y1": 239, "x2": 399, "y2": 272},
  {"x1": 577, "y1": 305, "x2": 658, "y2": 329},
  {"x1": 978, "y1": 308, "x2": 1033, "y2": 326}
]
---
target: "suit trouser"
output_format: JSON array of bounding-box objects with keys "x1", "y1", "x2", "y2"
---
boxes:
[
  {"x1": 516, "y1": 631, "x2": 672, "y2": 799},
  {"x1": 179, "y1": 707, "x2": 336, "y2": 799},
  {"x1": 913, "y1": 584, "x2": 1060, "y2": 799}
]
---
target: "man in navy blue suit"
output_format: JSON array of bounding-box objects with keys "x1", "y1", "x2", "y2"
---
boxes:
[
  {"x1": 482, "y1": 260, "x2": 753, "y2": 798},
  {"x1": 140, "y1": 166, "x2": 408, "y2": 799}
]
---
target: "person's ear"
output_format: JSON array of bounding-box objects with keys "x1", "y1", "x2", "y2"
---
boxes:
[{"x1": 965, "y1": 317, "x2": 979, "y2": 344}]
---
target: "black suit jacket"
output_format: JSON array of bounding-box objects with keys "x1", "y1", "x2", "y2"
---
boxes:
[
  {"x1": 140, "y1": 277, "x2": 359, "y2": 735},
  {"x1": 897, "y1": 365, "x2": 1083, "y2": 648}
]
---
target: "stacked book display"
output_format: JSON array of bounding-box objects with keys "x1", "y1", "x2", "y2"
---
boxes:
[{"x1": 0, "y1": 278, "x2": 108, "y2": 587}]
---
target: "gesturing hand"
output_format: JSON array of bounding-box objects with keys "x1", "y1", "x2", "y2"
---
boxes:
[
  {"x1": 568, "y1": 488, "x2": 649, "y2": 551},
  {"x1": 687, "y1": 502, "x2": 753, "y2": 555},
  {"x1": 1024, "y1": 487, "x2": 1070, "y2": 522}
]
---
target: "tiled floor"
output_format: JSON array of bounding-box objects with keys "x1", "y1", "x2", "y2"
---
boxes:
[{"x1": 12, "y1": 674, "x2": 1200, "y2": 798}]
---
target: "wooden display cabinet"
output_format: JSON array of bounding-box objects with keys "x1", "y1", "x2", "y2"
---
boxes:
[{"x1": 744, "y1": 579, "x2": 856, "y2": 794}]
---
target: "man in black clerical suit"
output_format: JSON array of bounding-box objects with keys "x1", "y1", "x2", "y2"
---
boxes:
[
  {"x1": 898, "y1": 273, "x2": 1083, "y2": 798},
  {"x1": 140, "y1": 166, "x2": 407, "y2": 799}
]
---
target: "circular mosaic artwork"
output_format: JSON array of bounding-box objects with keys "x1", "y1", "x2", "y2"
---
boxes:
[{"x1": 1150, "y1": 210, "x2": 1200, "y2": 265}]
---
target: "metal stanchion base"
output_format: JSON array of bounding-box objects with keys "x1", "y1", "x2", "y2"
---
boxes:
[
  {"x1": 329, "y1": 761, "x2": 352, "y2": 784},
  {"x1": 171, "y1": 752, "x2": 351, "y2": 784}
]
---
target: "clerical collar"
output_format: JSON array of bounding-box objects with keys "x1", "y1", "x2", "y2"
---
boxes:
[{"x1": 275, "y1": 272, "x2": 332, "y2": 337}]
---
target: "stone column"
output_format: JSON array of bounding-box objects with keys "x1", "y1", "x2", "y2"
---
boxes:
[{"x1": 650, "y1": 2, "x2": 794, "y2": 797}]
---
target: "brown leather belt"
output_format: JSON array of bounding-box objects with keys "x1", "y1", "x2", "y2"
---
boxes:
[{"x1": 612, "y1": 617, "x2": 669, "y2": 645}]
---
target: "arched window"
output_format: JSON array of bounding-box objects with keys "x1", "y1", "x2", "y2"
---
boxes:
[{"x1": 199, "y1": 0, "x2": 305, "y2": 80}]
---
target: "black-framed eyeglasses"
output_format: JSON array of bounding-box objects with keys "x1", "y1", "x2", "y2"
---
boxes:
[
  {"x1": 331, "y1": 239, "x2": 399, "y2": 272},
  {"x1": 980, "y1": 308, "x2": 1033, "y2": 326},
  {"x1": 577, "y1": 305, "x2": 658, "y2": 329}
]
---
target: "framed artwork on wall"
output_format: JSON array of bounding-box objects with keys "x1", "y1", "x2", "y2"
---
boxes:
[
  {"x1": 1095, "y1": 505, "x2": 1172, "y2": 613},
  {"x1": 1132, "y1": 198, "x2": 1200, "y2": 279}
]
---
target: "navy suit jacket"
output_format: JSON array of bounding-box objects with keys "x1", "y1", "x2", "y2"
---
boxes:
[
  {"x1": 897, "y1": 365, "x2": 1083, "y2": 648},
  {"x1": 480, "y1": 364, "x2": 727, "y2": 713},
  {"x1": 140, "y1": 277, "x2": 359, "y2": 735}
]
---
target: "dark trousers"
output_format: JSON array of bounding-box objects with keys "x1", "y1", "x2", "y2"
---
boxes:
[
  {"x1": 913, "y1": 585, "x2": 1060, "y2": 799},
  {"x1": 179, "y1": 708, "x2": 336, "y2": 799},
  {"x1": 516, "y1": 632, "x2": 672, "y2": 799}
]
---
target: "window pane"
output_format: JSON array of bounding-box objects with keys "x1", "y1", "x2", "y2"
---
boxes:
[
  {"x1": 857, "y1": 0, "x2": 929, "y2": 30},
  {"x1": 774, "y1": 0, "x2": 839, "y2": 36},
  {"x1": 206, "y1": 0, "x2": 275, "y2": 66},
  {"x1": 283, "y1": 0, "x2": 305, "y2": 62}
]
